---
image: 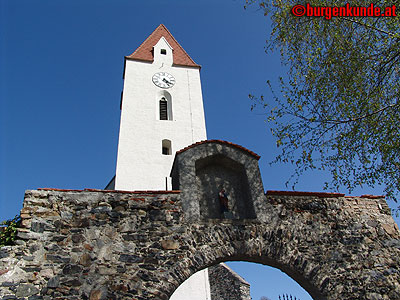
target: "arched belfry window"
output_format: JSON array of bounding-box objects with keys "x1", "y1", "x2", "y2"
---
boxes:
[
  {"x1": 158, "y1": 91, "x2": 172, "y2": 121},
  {"x1": 162, "y1": 139, "x2": 172, "y2": 155}
]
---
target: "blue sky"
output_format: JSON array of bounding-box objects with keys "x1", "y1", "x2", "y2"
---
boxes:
[{"x1": 1, "y1": 1, "x2": 399, "y2": 299}]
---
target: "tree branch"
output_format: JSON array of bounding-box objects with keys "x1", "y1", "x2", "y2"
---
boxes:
[
  {"x1": 341, "y1": 17, "x2": 397, "y2": 38},
  {"x1": 295, "y1": 103, "x2": 400, "y2": 125}
]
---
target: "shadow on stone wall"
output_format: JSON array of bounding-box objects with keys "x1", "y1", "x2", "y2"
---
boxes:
[
  {"x1": 195, "y1": 154, "x2": 256, "y2": 220},
  {"x1": 171, "y1": 140, "x2": 265, "y2": 222}
]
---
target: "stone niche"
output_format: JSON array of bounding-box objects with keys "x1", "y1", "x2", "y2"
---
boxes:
[
  {"x1": 171, "y1": 140, "x2": 265, "y2": 221},
  {"x1": 195, "y1": 154, "x2": 255, "y2": 219}
]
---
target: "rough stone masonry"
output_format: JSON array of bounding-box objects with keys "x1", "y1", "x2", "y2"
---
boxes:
[{"x1": 1, "y1": 140, "x2": 400, "y2": 300}]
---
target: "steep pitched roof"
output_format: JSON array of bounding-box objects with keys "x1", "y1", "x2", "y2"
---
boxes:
[{"x1": 126, "y1": 24, "x2": 200, "y2": 68}]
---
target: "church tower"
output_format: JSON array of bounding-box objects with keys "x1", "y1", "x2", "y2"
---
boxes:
[
  {"x1": 115, "y1": 24, "x2": 207, "y2": 191},
  {"x1": 113, "y1": 25, "x2": 212, "y2": 300}
]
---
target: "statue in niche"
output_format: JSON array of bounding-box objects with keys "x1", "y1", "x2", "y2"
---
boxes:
[{"x1": 218, "y1": 188, "x2": 233, "y2": 219}]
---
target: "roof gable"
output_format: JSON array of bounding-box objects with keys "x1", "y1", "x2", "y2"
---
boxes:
[
  {"x1": 126, "y1": 24, "x2": 200, "y2": 68},
  {"x1": 155, "y1": 36, "x2": 173, "y2": 51}
]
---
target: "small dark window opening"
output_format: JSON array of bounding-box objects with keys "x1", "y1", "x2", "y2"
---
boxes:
[
  {"x1": 161, "y1": 49, "x2": 167, "y2": 55},
  {"x1": 162, "y1": 147, "x2": 170, "y2": 155},
  {"x1": 160, "y1": 97, "x2": 168, "y2": 120},
  {"x1": 162, "y1": 139, "x2": 172, "y2": 156}
]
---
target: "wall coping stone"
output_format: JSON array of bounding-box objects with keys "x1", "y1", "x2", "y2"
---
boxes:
[
  {"x1": 38, "y1": 188, "x2": 181, "y2": 194},
  {"x1": 176, "y1": 140, "x2": 261, "y2": 160},
  {"x1": 267, "y1": 190, "x2": 385, "y2": 199}
]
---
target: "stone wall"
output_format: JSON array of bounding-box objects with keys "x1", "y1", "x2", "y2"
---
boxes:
[
  {"x1": 1, "y1": 188, "x2": 400, "y2": 300},
  {"x1": 1, "y1": 142, "x2": 400, "y2": 300},
  {"x1": 0, "y1": 189, "x2": 183, "y2": 300},
  {"x1": 208, "y1": 263, "x2": 250, "y2": 300}
]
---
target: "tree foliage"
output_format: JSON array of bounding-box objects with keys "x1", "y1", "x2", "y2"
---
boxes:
[
  {"x1": 0, "y1": 215, "x2": 21, "y2": 247},
  {"x1": 246, "y1": 0, "x2": 400, "y2": 200}
]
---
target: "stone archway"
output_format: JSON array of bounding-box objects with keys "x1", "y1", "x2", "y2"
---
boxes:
[
  {"x1": 160, "y1": 220, "x2": 327, "y2": 300},
  {"x1": 1, "y1": 140, "x2": 400, "y2": 300}
]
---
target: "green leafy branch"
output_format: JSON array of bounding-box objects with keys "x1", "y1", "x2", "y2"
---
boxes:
[{"x1": 0, "y1": 215, "x2": 22, "y2": 247}]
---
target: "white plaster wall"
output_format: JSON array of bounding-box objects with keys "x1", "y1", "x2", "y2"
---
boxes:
[
  {"x1": 115, "y1": 39, "x2": 207, "y2": 191},
  {"x1": 170, "y1": 269, "x2": 211, "y2": 300},
  {"x1": 154, "y1": 37, "x2": 173, "y2": 66}
]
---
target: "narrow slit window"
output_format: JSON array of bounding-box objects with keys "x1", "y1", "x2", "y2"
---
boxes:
[
  {"x1": 162, "y1": 139, "x2": 172, "y2": 155},
  {"x1": 160, "y1": 97, "x2": 168, "y2": 120},
  {"x1": 161, "y1": 49, "x2": 167, "y2": 55}
]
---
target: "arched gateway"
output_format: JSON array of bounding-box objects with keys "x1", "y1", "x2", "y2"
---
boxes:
[{"x1": 1, "y1": 140, "x2": 400, "y2": 300}]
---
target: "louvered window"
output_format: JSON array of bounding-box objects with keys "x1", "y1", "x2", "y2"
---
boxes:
[{"x1": 160, "y1": 97, "x2": 168, "y2": 120}]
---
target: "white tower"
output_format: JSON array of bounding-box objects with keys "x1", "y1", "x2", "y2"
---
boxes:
[
  {"x1": 115, "y1": 24, "x2": 207, "y2": 191},
  {"x1": 113, "y1": 24, "x2": 210, "y2": 300}
]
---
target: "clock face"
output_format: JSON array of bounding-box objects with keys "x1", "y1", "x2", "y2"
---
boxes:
[{"x1": 152, "y1": 72, "x2": 175, "y2": 89}]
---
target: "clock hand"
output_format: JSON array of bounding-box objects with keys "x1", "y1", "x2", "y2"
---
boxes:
[{"x1": 163, "y1": 78, "x2": 172, "y2": 85}]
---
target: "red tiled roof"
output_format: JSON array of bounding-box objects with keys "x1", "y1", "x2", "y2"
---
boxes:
[
  {"x1": 126, "y1": 24, "x2": 200, "y2": 68},
  {"x1": 345, "y1": 194, "x2": 385, "y2": 199},
  {"x1": 266, "y1": 190, "x2": 345, "y2": 198},
  {"x1": 38, "y1": 188, "x2": 180, "y2": 194},
  {"x1": 267, "y1": 191, "x2": 385, "y2": 199},
  {"x1": 176, "y1": 140, "x2": 261, "y2": 160},
  {"x1": 360, "y1": 194, "x2": 385, "y2": 199}
]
